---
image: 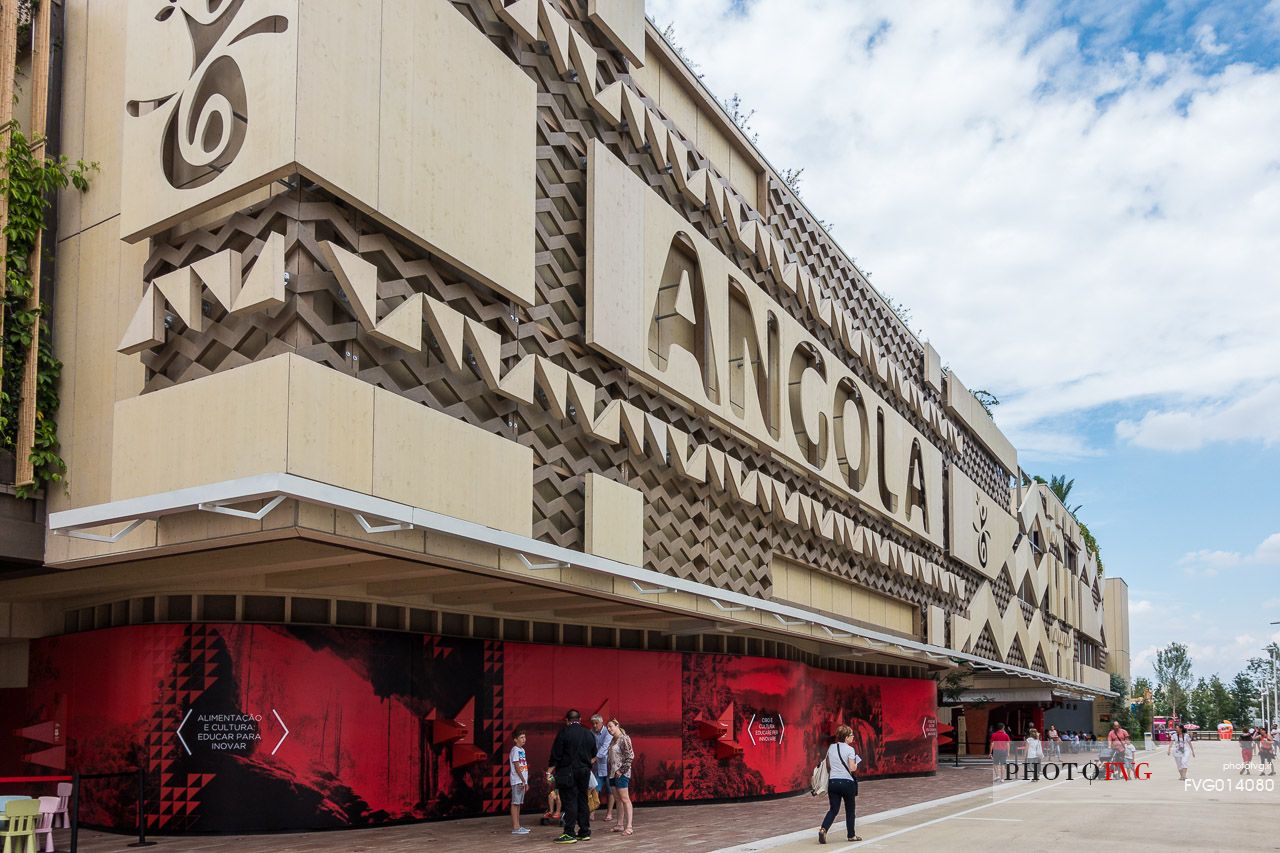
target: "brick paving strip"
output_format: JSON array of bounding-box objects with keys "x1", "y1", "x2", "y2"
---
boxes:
[{"x1": 62, "y1": 765, "x2": 991, "y2": 853}]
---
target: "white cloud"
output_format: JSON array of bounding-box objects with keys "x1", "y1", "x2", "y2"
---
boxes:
[
  {"x1": 1194, "y1": 24, "x2": 1229, "y2": 56},
  {"x1": 647, "y1": 0, "x2": 1280, "y2": 449},
  {"x1": 1179, "y1": 531, "x2": 1280, "y2": 576},
  {"x1": 1128, "y1": 594, "x2": 1280, "y2": 680},
  {"x1": 1131, "y1": 644, "x2": 1158, "y2": 672},
  {"x1": 1002, "y1": 428, "x2": 1104, "y2": 461},
  {"x1": 1114, "y1": 383, "x2": 1280, "y2": 450}
]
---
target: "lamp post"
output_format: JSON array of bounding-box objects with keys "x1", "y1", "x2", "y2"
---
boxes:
[
  {"x1": 1270, "y1": 625, "x2": 1279, "y2": 731},
  {"x1": 1265, "y1": 680, "x2": 1274, "y2": 730}
]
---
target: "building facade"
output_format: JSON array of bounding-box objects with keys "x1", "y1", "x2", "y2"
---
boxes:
[
  {"x1": 0, "y1": 0, "x2": 1117, "y2": 833},
  {"x1": 1104, "y1": 577, "x2": 1131, "y2": 684}
]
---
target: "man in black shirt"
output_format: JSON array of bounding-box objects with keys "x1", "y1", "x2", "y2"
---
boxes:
[{"x1": 548, "y1": 708, "x2": 597, "y2": 843}]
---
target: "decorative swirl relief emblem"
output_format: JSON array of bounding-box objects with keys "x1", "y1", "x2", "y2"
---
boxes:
[
  {"x1": 125, "y1": 0, "x2": 290, "y2": 190},
  {"x1": 972, "y1": 495, "x2": 990, "y2": 569}
]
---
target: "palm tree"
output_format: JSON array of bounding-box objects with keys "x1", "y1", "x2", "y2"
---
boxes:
[{"x1": 1034, "y1": 474, "x2": 1081, "y2": 515}]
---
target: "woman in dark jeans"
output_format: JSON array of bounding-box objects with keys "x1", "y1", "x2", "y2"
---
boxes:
[{"x1": 819, "y1": 725, "x2": 862, "y2": 844}]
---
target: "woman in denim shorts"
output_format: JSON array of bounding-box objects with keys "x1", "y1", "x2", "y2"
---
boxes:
[{"x1": 606, "y1": 719, "x2": 635, "y2": 836}]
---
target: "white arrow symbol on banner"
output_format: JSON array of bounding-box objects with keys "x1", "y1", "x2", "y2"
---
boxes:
[
  {"x1": 746, "y1": 714, "x2": 756, "y2": 746},
  {"x1": 271, "y1": 708, "x2": 290, "y2": 755},
  {"x1": 778, "y1": 714, "x2": 785, "y2": 744},
  {"x1": 176, "y1": 708, "x2": 193, "y2": 755}
]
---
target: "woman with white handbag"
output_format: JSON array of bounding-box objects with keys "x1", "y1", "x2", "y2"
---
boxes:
[{"x1": 817, "y1": 725, "x2": 862, "y2": 844}]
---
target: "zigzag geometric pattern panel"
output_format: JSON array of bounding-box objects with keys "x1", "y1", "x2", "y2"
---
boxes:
[{"x1": 125, "y1": 0, "x2": 1051, "y2": 666}]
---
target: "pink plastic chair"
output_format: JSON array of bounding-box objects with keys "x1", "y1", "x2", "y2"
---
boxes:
[
  {"x1": 52, "y1": 785, "x2": 70, "y2": 830},
  {"x1": 34, "y1": 798, "x2": 59, "y2": 853}
]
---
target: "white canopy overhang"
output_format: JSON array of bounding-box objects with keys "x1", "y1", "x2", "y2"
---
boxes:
[{"x1": 48, "y1": 472, "x2": 1115, "y2": 697}]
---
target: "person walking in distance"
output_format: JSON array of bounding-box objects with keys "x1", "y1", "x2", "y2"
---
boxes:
[
  {"x1": 1024, "y1": 728, "x2": 1044, "y2": 778},
  {"x1": 1106, "y1": 719, "x2": 1129, "y2": 765},
  {"x1": 1167, "y1": 723, "x2": 1195, "y2": 781},
  {"x1": 548, "y1": 709, "x2": 597, "y2": 844},
  {"x1": 817, "y1": 725, "x2": 862, "y2": 844},
  {"x1": 590, "y1": 713, "x2": 615, "y2": 822},
  {"x1": 990, "y1": 723, "x2": 1011, "y2": 783},
  {"x1": 1046, "y1": 724, "x2": 1061, "y2": 761},
  {"x1": 509, "y1": 729, "x2": 530, "y2": 835},
  {"x1": 605, "y1": 719, "x2": 635, "y2": 836},
  {"x1": 1239, "y1": 730, "x2": 1255, "y2": 776},
  {"x1": 1258, "y1": 730, "x2": 1275, "y2": 776}
]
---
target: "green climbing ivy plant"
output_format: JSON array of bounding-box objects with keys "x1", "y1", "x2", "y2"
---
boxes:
[{"x1": 1, "y1": 122, "x2": 96, "y2": 497}]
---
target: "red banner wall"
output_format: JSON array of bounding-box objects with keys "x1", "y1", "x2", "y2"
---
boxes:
[{"x1": 0, "y1": 624, "x2": 935, "y2": 832}]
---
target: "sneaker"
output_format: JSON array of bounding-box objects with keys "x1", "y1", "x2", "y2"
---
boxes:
[
  {"x1": 512, "y1": 827, "x2": 530, "y2": 835},
  {"x1": 552, "y1": 834, "x2": 578, "y2": 844},
  {"x1": 575, "y1": 834, "x2": 592, "y2": 841}
]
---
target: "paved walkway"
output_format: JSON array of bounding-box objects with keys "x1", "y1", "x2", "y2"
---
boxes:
[
  {"x1": 726, "y1": 741, "x2": 1277, "y2": 852},
  {"x1": 62, "y1": 765, "x2": 990, "y2": 852},
  {"x1": 61, "y1": 746, "x2": 1275, "y2": 852}
]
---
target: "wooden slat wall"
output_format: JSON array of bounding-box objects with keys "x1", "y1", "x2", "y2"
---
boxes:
[
  {"x1": 14, "y1": 0, "x2": 52, "y2": 486},
  {"x1": 0, "y1": 2, "x2": 20, "y2": 407}
]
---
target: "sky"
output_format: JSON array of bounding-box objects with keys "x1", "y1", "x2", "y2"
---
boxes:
[{"x1": 645, "y1": 0, "x2": 1280, "y2": 683}]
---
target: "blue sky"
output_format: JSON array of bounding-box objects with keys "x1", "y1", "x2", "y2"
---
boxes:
[
  {"x1": 646, "y1": 0, "x2": 1280, "y2": 681},
  {"x1": 1054, "y1": 0, "x2": 1280, "y2": 71}
]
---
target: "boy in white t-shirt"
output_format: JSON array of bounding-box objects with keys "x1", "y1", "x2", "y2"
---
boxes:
[
  {"x1": 510, "y1": 730, "x2": 530, "y2": 835},
  {"x1": 1122, "y1": 736, "x2": 1137, "y2": 775}
]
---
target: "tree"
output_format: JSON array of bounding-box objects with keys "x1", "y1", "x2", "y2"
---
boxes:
[
  {"x1": 1109, "y1": 673, "x2": 1132, "y2": 730},
  {"x1": 1153, "y1": 684, "x2": 1171, "y2": 717},
  {"x1": 1187, "y1": 677, "x2": 1210, "y2": 727},
  {"x1": 1232, "y1": 652, "x2": 1277, "y2": 727},
  {"x1": 1133, "y1": 676, "x2": 1154, "y2": 734},
  {"x1": 1037, "y1": 475, "x2": 1081, "y2": 515},
  {"x1": 1245, "y1": 654, "x2": 1273, "y2": 686},
  {"x1": 1154, "y1": 643, "x2": 1193, "y2": 721},
  {"x1": 1228, "y1": 671, "x2": 1249, "y2": 722},
  {"x1": 936, "y1": 665, "x2": 974, "y2": 705},
  {"x1": 1207, "y1": 675, "x2": 1233, "y2": 728}
]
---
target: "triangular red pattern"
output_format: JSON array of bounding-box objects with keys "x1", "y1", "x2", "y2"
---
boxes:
[
  {"x1": 15, "y1": 720, "x2": 62, "y2": 745},
  {"x1": 21, "y1": 744, "x2": 67, "y2": 769}
]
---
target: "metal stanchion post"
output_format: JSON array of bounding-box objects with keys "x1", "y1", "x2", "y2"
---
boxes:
[
  {"x1": 128, "y1": 765, "x2": 157, "y2": 847},
  {"x1": 70, "y1": 771, "x2": 80, "y2": 853}
]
